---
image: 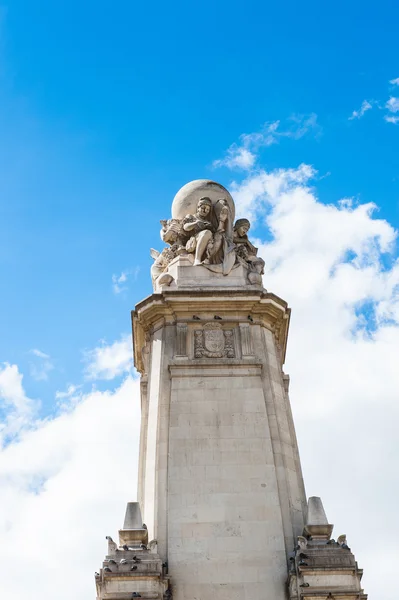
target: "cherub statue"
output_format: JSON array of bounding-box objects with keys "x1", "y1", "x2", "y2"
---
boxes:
[
  {"x1": 150, "y1": 246, "x2": 176, "y2": 288},
  {"x1": 233, "y1": 218, "x2": 265, "y2": 284},
  {"x1": 160, "y1": 218, "x2": 188, "y2": 250}
]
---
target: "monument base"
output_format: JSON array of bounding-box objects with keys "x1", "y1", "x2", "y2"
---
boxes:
[{"x1": 157, "y1": 255, "x2": 264, "y2": 291}]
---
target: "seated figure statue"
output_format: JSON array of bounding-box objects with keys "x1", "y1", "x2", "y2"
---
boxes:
[
  {"x1": 182, "y1": 197, "x2": 216, "y2": 266},
  {"x1": 233, "y1": 218, "x2": 265, "y2": 284},
  {"x1": 150, "y1": 195, "x2": 237, "y2": 289},
  {"x1": 183, "y1": 196, "x2": 234, "y2": 268}
]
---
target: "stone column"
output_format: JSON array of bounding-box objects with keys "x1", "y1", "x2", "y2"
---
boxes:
[{"x1": 132, "y1": 284, "x2": 307, "y2": 600}]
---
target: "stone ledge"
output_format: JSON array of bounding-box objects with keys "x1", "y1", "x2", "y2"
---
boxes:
[
  {"x1": 169, "y1": 359, "x2": 262, "y2": 378},
  {"x1": 99, "y1": 594, "x2": 160, "y2": 600},
  {"x1": 299, "y1": 595, "x2": 367, "y2": 599},
  {"x1": 298, "y1": 566, "x2": 360, "y2": 573},
  {"x1": 101, "y1": 573, "x2": 164, "y2": 579}
]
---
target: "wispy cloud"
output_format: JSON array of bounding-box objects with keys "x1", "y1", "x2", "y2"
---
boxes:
[
  {"x1": 83, "y1": 336, "x2": 132, "y2": 380},
  {"x1": 214, "y1": 146, "x2": 257, "y2": 171},
  {"x1": 55, "y1": 384, "x2": 82, "y2": 400},
  {"x1": 55, "y1": 384, "x2": 83, "y2": 412},
  {"x1": 384, "y1": 96, "x2": 399, "y2": 125},
  {"x1": 29, "y1": 349, "x2": 54, "y2": 381},
  {"x1": 0, "y1": 363, "x2": 38, "y2": 445},
  {"x1": 384, "y1": 115, "x2": 399, "y2": 124},
  {"x1": 349, "y1": 99, "x2": 373, "y2": 120},
  {"x1": 112, "y1": 267, "x2": 140, "y2": 294},
  {"x1": 349, "y1": 79, "x2": 399, "y2": 125},
  {"x1": 386, "y1": 97, "x2": 399, "y2": 113},
  {"x1": 213, "y1": 114, "x2": 320, "y2": 171}
]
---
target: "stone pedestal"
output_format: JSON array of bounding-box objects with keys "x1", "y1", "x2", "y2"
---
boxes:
[
  {"x1": 160, "y1": 255, "x2": 261, "y2": 290},
  {"x1": 132, "y1": 268, "x2": 307, "y2": 600}
]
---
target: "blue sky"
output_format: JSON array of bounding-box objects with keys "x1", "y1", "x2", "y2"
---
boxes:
[
  {"x1": 1, "y1": 0, "x2": 399, "y2": 410},
  {"x1": 0, "y1": 3, "x2": 399, "y2": 598}
]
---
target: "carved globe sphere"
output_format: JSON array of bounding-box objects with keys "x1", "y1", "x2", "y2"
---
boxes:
[{"x1": 171, "y1": 179, "x2": 235, "y2": 222}]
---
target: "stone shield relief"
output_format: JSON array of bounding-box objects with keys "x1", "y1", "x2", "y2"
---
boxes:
[{"x1": 194, "y1": 323, "x2": 235, "y2": 358}]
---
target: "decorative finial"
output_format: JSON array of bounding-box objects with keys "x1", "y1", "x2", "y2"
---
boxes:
[{"x1": 304, "y1": 496, "x2": 334, "y2": 540}]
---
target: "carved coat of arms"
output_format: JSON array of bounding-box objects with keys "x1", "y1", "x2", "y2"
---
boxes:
[{"x1": 194, "y1": 323, "x2": 235, "y2": 358}]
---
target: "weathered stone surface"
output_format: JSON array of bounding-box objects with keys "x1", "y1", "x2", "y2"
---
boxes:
[
  {"x1": 123, "y1": 502, "x2": 143, "y2": 529},
  {"x1": 132, "y1": 285, "x2": 306, "y2": 600},
  {"x1": 288, "y1": 497, "x2": 367, "y2": 599},
  {"x1": 304, "y1": 496, "x2": 334, "y2": 540},
  {"x1": 95, "y1": 503, "x2": 170, "y2": 600}
]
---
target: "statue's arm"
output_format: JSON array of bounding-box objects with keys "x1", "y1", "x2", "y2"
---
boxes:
[
  {"x1": 183, "y1": 221, "x2": 197, "y2": 232},
  {"x1": 182, "y1": 214, "x2": 197, "y2": 232}
]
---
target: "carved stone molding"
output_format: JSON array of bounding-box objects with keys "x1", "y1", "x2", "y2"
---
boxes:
[
  {"x1": 239, "y1": 323, "x2": 254, "y2": 356},
  {"x1": 132, "y1": 290, "x2": 291, "y2": 373},
  {"x1": 194, "y1": 323, "x2": 235, "y2": 358},
  {"x1": 175, "y1": 323, "x2": 188, "y2": 357},
  {"x1": 283, "y1": 373, "x2": 290, "y2": 394}
]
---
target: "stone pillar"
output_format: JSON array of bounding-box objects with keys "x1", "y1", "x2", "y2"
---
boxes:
[{"x1": 132, "y1": 281, "x2": 307, "y2": 600}]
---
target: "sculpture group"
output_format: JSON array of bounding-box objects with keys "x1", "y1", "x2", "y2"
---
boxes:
[{"x1": 151, "y1": 193, "x2": 265, "y2": 289}]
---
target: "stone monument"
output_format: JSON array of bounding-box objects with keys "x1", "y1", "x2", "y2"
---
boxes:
[{"x1": 95, "y1": 180, "x2": 367, "y2": 600}]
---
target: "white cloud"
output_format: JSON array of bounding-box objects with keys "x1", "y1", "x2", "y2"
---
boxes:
[
  {"x1": 349, "y1": 81, "x2": 399, "y2": 123},
  {"x1": 55, "y1": 384, "x2": 83, "y2": 411},
  {"x1": 386, "y1": 96, "x2": 399, "y2": 113},
  {"x1": 384, "y1": 115, "x2": 399, "y2": 124},
  {"x1": 348, "y1": 99, "x2": 373, "y2": 120},
  {"x1": 230, "y1": 162, "x2": 315, "y2": 222},
  {"x1": 112, "y1": 267, "x2": 140, "y2": 294},
  {"x1": 83, "y1": 335, "x2": 132, "y2": 380},
  {"x1": 213, "y1": 146, "x2": 256, "y2": 171},
  {"x1": 29, "y1": 348, "x2": 54, "y2": 381},
  {"x1": 0, "y1": 336, "x2": 141, "y2": 600},
  {"x1": 0, "y1": 371, "x2": 140, "y2": 600},
  {"x1": 229, "y1": 163, "x2": 399, "y2": 599},
  {"x1": 0, "y1": 363, "x2": 38, "y2": 445},
  {"x1": 55, "y1": 384, "x2": 81, "y2": 400},
  {"x1": 30, "y1": 349, "x2": 49, "y2": 359},
  {"x1": 213, "y1": 114, "x2": 320, "y2": 171},
  {"x1": 112, "y1": 271, "x2": 128, "y2": 293}
]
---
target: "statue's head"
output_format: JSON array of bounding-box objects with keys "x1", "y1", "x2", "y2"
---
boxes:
[
  {"x1": 197, "y1": 197, "x2": 212, "y2": 218},
  {"x1": 234, "y1": 218, "x2": 250, "y2": 237}
]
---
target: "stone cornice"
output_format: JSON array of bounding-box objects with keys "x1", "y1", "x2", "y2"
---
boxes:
[{"x1": 131, "y1": 289, "x2": 291, "y2": 374}]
